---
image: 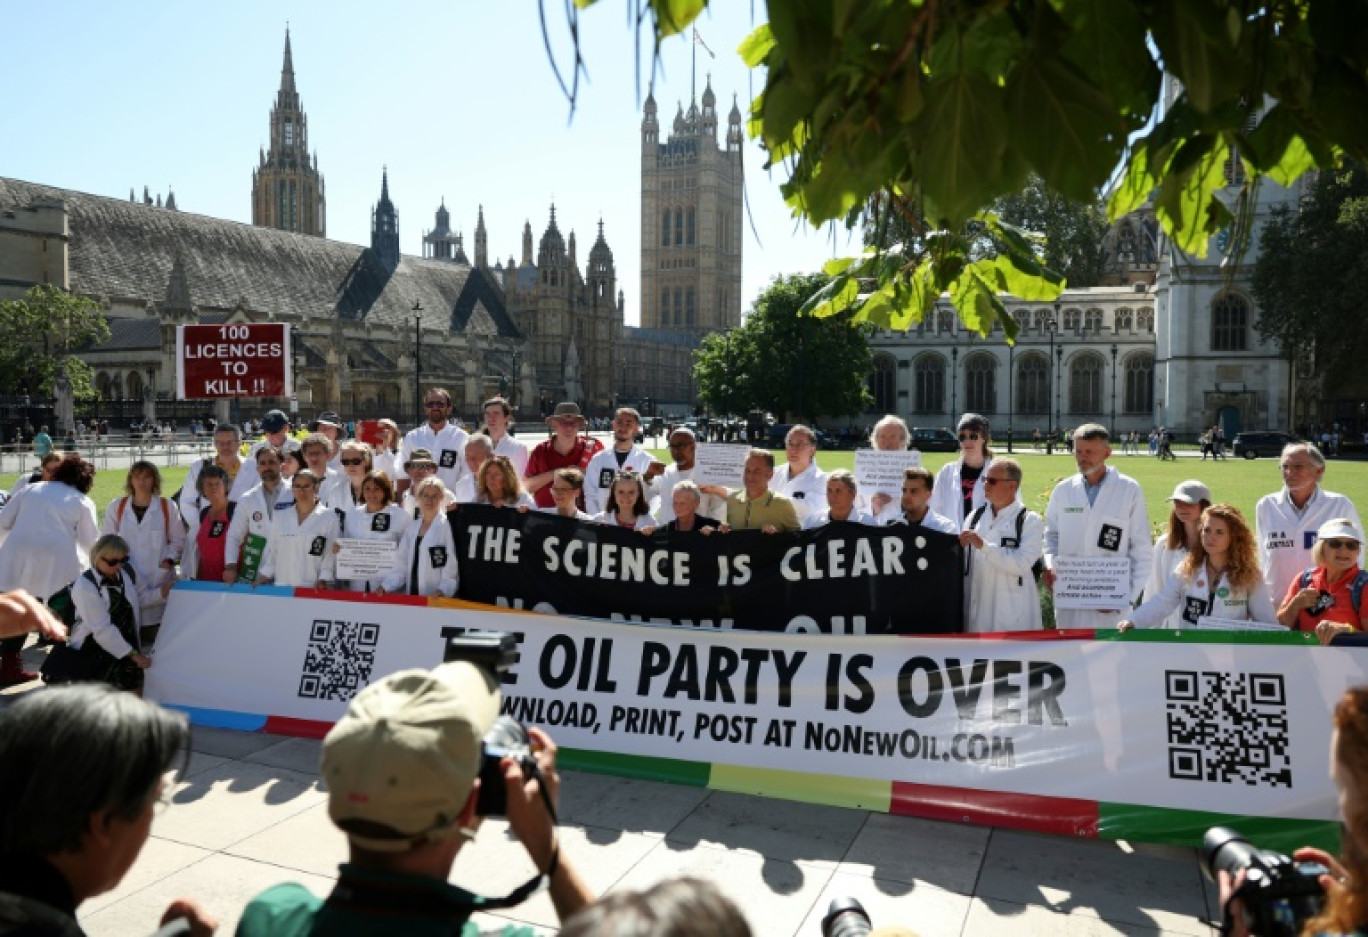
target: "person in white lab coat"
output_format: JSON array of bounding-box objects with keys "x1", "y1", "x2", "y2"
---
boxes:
[
  {"x1": 100, "y1": 461, "x2": 184, "y2": 637},
  {"x1": 1043, "y1": 423, "x2": 1152, "y2": 630},
  {"x1": 1121, "y1": 504, "x2": 1276, "y2": 630},
  {"x1": 863, "y1": 415, "x2": 912, "y2": 523},
  {"x1": 583, "y1": 408, "x2": 663, "y2": 516},
  {"x1": 768, "y1": 425, "x2": 827, "y2": 525},
  {"x1": 322, "y1": 441, "x2": 374, "y2": 512},
  {"x1": 651, "y1": 426, "x2": 725, "y2": 525},
  {"x1": 377, "y1": 477, "x2": 459, "y2": 597},
  {"x1": 178, "y1": 423, "x2": 254, "y2": 522},
  {"x1": 335, "y1": 471, "x2": 411, "y2": 592},
  {"x1": 803, "y1": 471, "x2": 877, "y2": 529},
  {"x1": 255, "y1": 470, "x2": 338, "y2": 589},
  {"x1": 400, "y1": 387, "x2": 469, "y2": 495},
  {"x1": 1142, "y1": 480, "x2": 1211, "y2": 629},
  {"x1": 66, "y1": 535, "x2": 157, "y2": 690},
  {"x1": 961, "y1": 458, "x2": 1044, "y2": 633},
  {"x1": 929, "y1": 413, "x2": 994, "y2": 530},
  {"x1": 224, "y1": 445, "x2": 295, "y2": 585},
  {"x1": 451, "y1": 434, "x2": 494, "y2": 504}
]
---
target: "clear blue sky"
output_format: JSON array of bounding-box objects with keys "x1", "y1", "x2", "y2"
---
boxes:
[{"x1": 3, "y1": 2, "x2": 847, "y2": 325}]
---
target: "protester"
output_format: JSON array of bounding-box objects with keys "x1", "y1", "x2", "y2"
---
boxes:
[
  {"x1": 929, "y1": 413, "x2": 993, "y2": 530},
  {"x1": 768, "y1": 425, "x2": 827, "y2": 525},
  {"x1": 298, "y1": 432, "x2": 339, "y2": 494},
  {"x1": 400, "y1": 447, "x2": 457, "y2": 517},
  {"x1": 100, "y1": 461, "x2": 184, "y2": 643},
  {"x1": 961, "y1": 458, "x2": 1044, "y2": 632},
  {"x1": 308, "y1": 411, "x2": 345, "y2": 469},
  {"x1": 1143, "y1": 480, "x2": 1213, "y2": 629},
  {"x1": 0, "y1": 454, "x2": 99, "y2": 685},
  {"x1": 593, "y1": 470, "x2": 656, "y2": 530},
  {"x1": 864, "y1": 415, "x2": 911, "y2": 521},
  {"x1": 1043, "y1": 424, "x2": 1152, "y2": 630},
  {"x1": 281, "y1": 448, "x2": 305, "y2": 481},
  {"x1": 248, "y1": 409, "x2": 300, "y2": 460},
  {"x1": 254, "y1": 469, "x2": 336, "y2": 589},
  {"x1": 323, "y1": 440, "x2": 373, "y2": 510},
  {"x1": 657, "y1": 480, "x2": 720, "y2": 534},
  {"x1": 525, "y1": 403, "x2": 604, "y2": 509},
  {"x1": 11, "y1": 451, "x2": 61, "y2": 498},
  {"x1": 884, "y1": 466, "x2": 958, "y2": 533},
  {"x1": 335, "y1": 472, "x2": 410, "y2": 593},
  {"x1": 379, "y1": 477, "x2": 458, "y2": 597},
  {"x1": 178, "y1": 424, "x2": 251, "y2": 522},
  {"x1": 803, "y1": 470, "x2": 875, "y2": 529},
  {"x1": 1277, "y1": 518, "x2": 1368, "y2": 644},
  {"x1": 475, "y1": 455, "x2": 536, "y2": 510},
  {"x1": 235, "y1": 662, "x2": 591, "y2": 934},
  {"x1": 584, "y1": 408, "x2": 663, "y2": 516},
  {"x1": 401, "y1": 388, "x2": 468, "y2": 495},
  {"x1": 53, "y1": 534, "x2": 156, "y2": 690},
  {"x1": 224, "y1": 445, "x2": 294, "y2": 586},
  {"x1": 371, "y1": 418, "x2": 404, "y2": 485},
  {"x1": 1257, "y1": 443, "x2": 1363, "y2": 606},
  {"x1": 652, "y1": 426, "x2": 724, "y2": 525},
  {"x1": 1121, "y1": 504, "x2": 1275, "y2": 630},
  {"x1": 559, "y1": 878, "x2": 749, "y2": 937},
  {"x1": 178, "y1": 465, "x2": 235, "y2": 583},
  {"x1": 481, "y1": 396, "x2": 529, "y2": 476},
  {"x1": 543, "y1": 468, "x2": 593, "y2": 521},
  {"x1": 452, "y1": 434, "x2": 494, "y2": 503},
  {"x1": 0, "y1": 684, "x2": 216, "y2": 937},
  {"x1": 724, "y1": 450, "x2": 799, "y2": 533}
]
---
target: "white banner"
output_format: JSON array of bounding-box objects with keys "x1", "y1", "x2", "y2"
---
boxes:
[
  {"x1": 334, "y1": 539, "x2": 397, "y2": 580},
  {"x1": 1053, "y1": 557, "x2": 1131, "y2": 609},
  {"x1": 692, "y1": 444, "x2": 750, "y2": 488},
  {"x1": 145, "y1": 585, "x2": 1368, "y2": 829},
  {"x1": 854, "y1": 449, "x2": 922, "y2": 500}
]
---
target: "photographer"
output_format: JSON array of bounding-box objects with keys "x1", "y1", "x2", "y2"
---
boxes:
[
  {"x1": 1217, "y1": 686, "x2": 1368, "y2": 937},
  {"x1": 236, "y1": 662, "x2": 593, "y2": 935}
]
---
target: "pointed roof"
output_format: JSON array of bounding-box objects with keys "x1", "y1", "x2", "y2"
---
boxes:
[
  {"x1": 377, "y1": 167, "x2": 394, "y2": 212},
  {"x1": 475, "y1": 204, "x2": 486, "y2": 233},
  {"x1": 280, "y1": 27, "x2": 296, "y2": 96},
  {"x1": 164, "y1": 251, "x2": 193, "y2": 313}
]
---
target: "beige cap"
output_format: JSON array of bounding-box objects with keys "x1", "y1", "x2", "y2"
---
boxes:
[
  {"x1": 321, "y1": 662, "x2": 501, "y2": 852},
  {"x1": 1318, "y1": 517, "x2": 1364, "y2": 544},
  {"x1": 1166, "y1": 480, "x2": 1211, "y2": 504}
]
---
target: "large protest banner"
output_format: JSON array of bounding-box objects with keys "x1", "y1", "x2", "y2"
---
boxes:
[
  {"x1": 176, "y1": 323, "x2": 291, "y2": 398},
  {"x1": 448, "y1": 504, "x2": 963, "y2": 634},
  {"x1": 147, "y1": 584, "x2": 1368, "y2": 852}
]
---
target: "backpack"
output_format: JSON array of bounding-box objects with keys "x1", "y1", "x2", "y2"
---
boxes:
[
  {"x1": 1297, "y1": 567, "x2": 1368, "y2": 616},
  {"x1": 115, "y1": 495, "x2": 172, "y2": 543},
  {"x1": 968, "y1": 504, "x2": 1044, "y2": 584},
  {"x1": 47, "y1": 565, "x2": 138, "y2": 631}
]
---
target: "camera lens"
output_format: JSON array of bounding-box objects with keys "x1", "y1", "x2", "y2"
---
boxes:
[
  {"x1": 821, "y1": 897, "x2": 872, "y2": 937},
  {"x1": 1202, "y1": 827, "x2": 1262, "y2": 882}
]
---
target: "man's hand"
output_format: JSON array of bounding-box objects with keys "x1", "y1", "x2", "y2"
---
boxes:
[
  {"x1": 1043, "y1": 568, "x2": 1056, "y2": 590},
  {"x1": 504, "y1": 726, "x2": 561, "y2": 872},
  {"x1": 160, "y1": 898, "x2": 218, "y2": 937},
  {"x1": 644, "y1": 461, "x2": 666, "y2": 480},
  {"x1": 959, "y1": 530, "x2": 984, "y2": 550},
  {"x1": 0, "y1": 590, "x2": 66, "y2": 642},
  {"x1": 1216, "y1": 870, "x2": 1251, "y2": 937},
  {"x1": 222, "y1": 565, "x2": 238, "y2": 585},
  {"x1": 871, "y1": 493, "x2": 892, "y2": 514}
]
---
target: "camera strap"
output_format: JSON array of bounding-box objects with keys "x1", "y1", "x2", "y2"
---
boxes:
[{"x1": 477, "y1": 760, "x2": 562, "y2": 911}]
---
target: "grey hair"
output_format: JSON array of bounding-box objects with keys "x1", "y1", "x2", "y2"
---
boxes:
[
  {"x1": 1073, "y1": 423, "x2": 1110, "y2": 443},
  {"x1": 465, "y1": 434, "x2": 495, "y2": 453},
  {"x1": 1281, "y1": 442, "x2": 1326, "y2": 469},
  {"x1": 414, "y1": 476, "x2": 448, "y2": 498},
  {"x1": 91, "y1": 533, "x2": 131, "y2": 564},
  {"x1": 869, "y1": 415, "x2": 910, "y2": 450},
  {"x1": 994, "y1": 458, "x2": 1023, "y2": 484},
  {"x1": 672, "y1": 479, "x2": 703, "y2": 502},
  {"x1": 827, "y1": 469, "x2": 857, "y2": 493},
  {"x1": 0, "y1": 685, "x2": 189, "y2": 855}
]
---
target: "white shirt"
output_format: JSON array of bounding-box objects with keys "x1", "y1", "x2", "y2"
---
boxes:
[
  {"x1": 1143, "y1": 537, "x2": 1189, "y2": 630},
  {"x1": 178, "y1": 455, "x2": 256, "y2": 523},
  {"x1": 1129, "y1": 566, "x2": 1278, "y2": 629},
  {"x1": 885, "y1": 508, "x2": 959, "y2": 535},
  {"x1": 71, "y1": 568, "x2": 150, "y2": 660},
  {"x1": 258, "y1": 503, "x2": 338, "y2": 587},
  {"x1": 490, "y1": 432, "x2": 530, "y2": 477},
  {"x1": 583, "y1": 446, "x2": 658, "y2": 516},
  {"x1": 382, "y1": 514, "x2": 459, "y2": 597},
  {"x1": 591, "y1": 510, "x2": 656, "y2": 531},
  {"x1": 803, "y1": 508, "x2": 877, "y2": 530},
  {"x1": 402, "y1": 422, "x2": 470, "y2": 492},
  {"x1": 1256, "y1": 486, "x2": 1363, "y2": 605},
  {"x1": 768, "y1": 461, "x2": 827, "y2": 525},
  {"x1": 0, "y1": 481, "x2": 100, "y2": 599},
  {"x1": 100, "y1": 495, "x2": 184, "y2": 614},
  {"x1": 540, "y1": 506, "x2": 594, "y2": 522},
  {"x1": 401, "y1": 487, "x2": 458, "y2": 519},
  {"x1": 964, "y1": 499, "x2": 1045, "y2": 633},
  {"x1": 225, "y1": 483, "x2": 295, "y2": 574},
  {"x1": 929, "y1": 458, "x2": 991, "y2": 530},
  {"x1": 337, "y1": 503, "x2": 411, "y2": 592},
  {"x1": 651, "y1": 464, "x2": 726, "y2": 525}
]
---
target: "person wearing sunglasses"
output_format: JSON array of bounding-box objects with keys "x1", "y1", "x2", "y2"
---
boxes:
[
  {"x1": 323, "y1": 441, "x2": 374, "y2": 511},
  {"x1": 63, "y1": 535, "x2": 154, "y2": 689},
  {"x1": 961, "y1": 459, "x2": 1045, "y2": 633},
  {"x1": 929, "y1": 413, "x2": 993, "y2": 531},
  {"x1": 1277, "y1": 518, "x2": 1368, "y2": 644},
  {"x1": 255, "y1": 470, "x2": 338, "y2": 589},
  {"x1": 401, "y1": 388, "x2": 469, "y2": 497}
]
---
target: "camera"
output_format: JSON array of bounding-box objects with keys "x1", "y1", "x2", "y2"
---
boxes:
[
  {"x1": 1202, "y1": 826, "x2": 1329, "y2": 937},
  {"x1": 442, "y1": 630, "x2": 540, "y2": 817},
  {"x1": 821, "y1": 897, "x2": 872, "y2": 937}
]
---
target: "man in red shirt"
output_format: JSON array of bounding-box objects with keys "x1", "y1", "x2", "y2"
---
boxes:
[{"x1": 524, "y1": 403, "x2": 604, "y2": 510}]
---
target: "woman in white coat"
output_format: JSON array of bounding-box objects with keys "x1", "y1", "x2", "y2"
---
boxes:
[
  {"x1": 255, "y1": 469, "x2": 338, "y2": 589},
  {"x1": 101, "y1": 461, "x2": 185, "y2": 639},
  {"x1": 929, "y1": 413, "x2": 992, "y2": 531},
  {"x1": 1142, "y1": 480, "x2": 1211, "y2": 629},
  {"x1": 960, "y1": 459, "x2": 1045, "y2": 632},
  {"x1": 335, "y1": 471, "x2": 410, "y2": 592},
  {"x1": 1120, "y1": 504, "x2": 1276, "y2": 630},
  {"x1": 0, "y1": 455, "x2": 100, "y2": 685},
  {"x1": 377, "y1": 477, "x2": 458, "y2": 597},
  {"x1": 65, "y1": 534, "x2": 155, "y2": 691}
]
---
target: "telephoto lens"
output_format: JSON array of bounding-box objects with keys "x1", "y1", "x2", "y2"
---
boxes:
[{"x1": 821, "y1": 897, "x2": 872, "y2": 937}]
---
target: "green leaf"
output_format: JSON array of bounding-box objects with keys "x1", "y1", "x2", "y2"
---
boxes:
[
  {"x1": 738, "y1": 24, "x2": 776, "y2": 68},
  {"x1": 800, "y1": 273, "x2": 861, "y2": 318},
  {"x1": 1057, "y1": 0, "x2": 1161, "y2": 118},
  {"x1": 1109, "y1": 143, "x2": 1162, "y2": 220},
  {"x1": 912, "y1": 71, "x2": 1006, "y2": 227},
  {"x1": 823, "y1": 256, "x2": 860, "y2": 276},
  {"x1": 1150, "y1": 0, "x2": 1244, "y2": 114},
  {"x1": 1265, "y1": 134, "x2": 1317, "y2": 188},
  {"x1": 1153, "y1": 139, "x2": 1229, "y2": 256},
  {"x1": 993, "y1": 253, "x2": 1065, "y2": 301},
  {"x1": 951, "y1": 259, "x2": 1009, "y2": 336},
  {"x1": 651, "y1": 0, "x2": 707, "y2": 38},
  {"x1": 853, "y1": 286, "x2": 896, "y2": 329}
]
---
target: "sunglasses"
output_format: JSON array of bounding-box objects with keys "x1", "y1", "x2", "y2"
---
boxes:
[
  {"x1": 102, "y1": 556, "x2": 129, "y2": 566},
  {"x1": 340, "y1": 458, "x2": 365, "y2": 466},
  {"x1": 958, "y1": 432, "x2": 981, "y2": 441},
  {"x1": 424, "y1": 401, "x2": 448, "y2": 409},
  {"x1": 1325, "y1": 539, "x2": 1361, "y2": 551}
]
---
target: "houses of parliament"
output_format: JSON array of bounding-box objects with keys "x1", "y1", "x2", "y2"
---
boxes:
[{"x1": 0, "y1": 29, "x2": 742, "y2": 423}]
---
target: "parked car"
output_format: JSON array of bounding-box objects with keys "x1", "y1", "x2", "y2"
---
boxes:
[
  {"x1": 910, "y1": 427, "x2": 959, "y2": 452},
  {"x1": 1233, "y1": 431, "x2": 1293, "y2": 459}
]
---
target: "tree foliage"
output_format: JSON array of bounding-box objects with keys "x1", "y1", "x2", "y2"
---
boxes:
[
  {"x1": 0, "y1": 285, "x2": 109, "y2": 397},
  {"x1": 568, "y1": 0, "x2": 1368, "y2": 336},
  {"x1": 693, "y1": 273, "x2": 872, "y2": 423},
  {"x1": 1252, "y1": 167, "x2": 1368, "y2": 381}
]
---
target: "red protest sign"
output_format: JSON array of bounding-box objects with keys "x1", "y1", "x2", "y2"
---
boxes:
[{"x1": 176, "y1": 324, "x2": 292, "y2": 399}]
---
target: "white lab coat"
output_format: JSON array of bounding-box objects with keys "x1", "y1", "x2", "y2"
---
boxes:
[
  {"x1": 382, "y1": 514, "x2": 459, "y2": 597},
  {"x1": 885, "y1": 508, "x2": 960, "y2": 535},
  {"x1": 225, "y1": 483, "x2": 296, "y2": 570},
  {"x1": 491, "y1": 433, "x2": 530, "y2": 477},
  {"x1": 929, "y1": 458, "x2": 991, "y2": 530},
  {"x1": 1143, "y1": 538, "x2": 1189, "y2": 630},
  {"x1": 337, "y1": 503, "x2": 411, "y2": 592},
  {"x1": 964, "y1": 499, "x2": 1045, "y2": 633},
  {"x1": 652, "y1": 464, "x2": 726, "y2": 525},
  {"x1": 1044, "y1": 466, "x2": 1153, "y2": 629},
  {"x1": 0, "y1": 481, "x2": 99, "y2": 598},
  {"x1": 372, "y1": 448, "x2": 404, "y2": 487},
  {"x1": 258, "y1": 503, "x2": 338, "y2": 587},
  {"x1": 1128, "y1": 567, "x2": 1278, "y2": 629},
  {"x1": 71, "y1": 568, "x2": 151, "y2": 659},
  {"x1": 402, "y1": 422, "x2": 470, "y2": 491},
  {"x1": 322, "y1": 473, "x2": 364, "y2": 513},
  {"x1": 591, "y1": 511, "x2": 656, "y2": 531},
  {"x1": 584, "y1": 446, "x2": 659, "y2": 516},
  {"x1": 178, "y1": 457, "x2": 257, "y2": 524},
  {"x1": 803, "y1": 508, "x2": 877, "y2": 530},
  {"x1": 100, "y1": 495, "x2": 185, "y2": 625},
  {"x1": 1256, "y1": 486, "x2": 1363, "y2": 606},
  {"x1": 768, "y1": 461, "x2": 828, "y2": 525}
]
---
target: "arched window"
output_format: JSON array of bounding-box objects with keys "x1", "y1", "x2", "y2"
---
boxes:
[
  {"x1": 1064, "y1": 308, "x2": 1081, "y2": 331},
  {"x1": 937, "y1": 310, "x2": 954, "y2": 333},
  {"x1": 964, "y1": 353, "x2": 996, "y2": 414},
  {"x1": 674, "y1": 209, "x2": 684, "y2": 246},
  {"x1": 1138, "y1": 309, "x2": 1154, "y2": 333},
  {"x1": 1212, "y1": 293, "x2": 1248, "y2": 351},
  {"x1": 686, "y1": 287, "x2": 695, "y2": 326},
  {"x1": 660, "y1": 289, "x2": 670, "y2": 325},
  {"x1": 686, "y1": 208, "x2": 696, "y2": 246},
  {"x1": 111, "y1": 376, "x2": 123, "y2": 399},
  {"x1": 869, "y1": 355, "x2": 896, "y2": 413},
  {"x1": 674, "y1": 287, "x2": 683, "y2": 324},
  {"x1": 1069, "y1": 352, "x2": 1105, "y2": 415},
  {"x1": 1017, "y1": 354, "x2": 1049, "y2": 415},
  {"x1": 1084, "y1": 309, "x2": 1103, "y2": 332},
  {"x1": 661, "y1": 210, "x2": 670, "y2": 247},
  {"x1": 913, "y1": 354, "x2": 945, "y2": 414},
  {"x1": 95, "y1": 372, "x2": 110, "y2": 399},
  {"x1": 1124, "y1": 353, "x2": 1154, "y2": 414},
  {"x1": 1033, "y1": 309, "x2": 1050, "y2": 332},
  {"x1": 126, "y1": 371, "x2": 143, "y2": 401},
  {"x1": 1116, "y1": 308, "x2": 1134, "y2": 332}
]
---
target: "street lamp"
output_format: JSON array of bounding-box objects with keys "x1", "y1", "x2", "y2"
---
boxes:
[
  {"x1": 510, "y1": 347, "x2": 520, "y2": 411},
  {"x1": 1007, "y1": 324, "x2": 1014, "y2": 454},
  {"x1": 1110, "y1": 343, "x2": 1118, "y2": 435},
  {"x1": 413, "y1": 301, "x2": 423, "y2": 427},
  {"x1": 950, "y1": 345, "x2": 959, "y2": 419},
  {"x1": 1046, "y1": 301, "x2": 1059, "y2": 452},
  {"x1": 1055, "y1": 344, "x2": 1064, "y2": 437}
]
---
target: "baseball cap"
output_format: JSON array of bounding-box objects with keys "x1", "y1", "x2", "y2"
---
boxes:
[
  {"x1": 956, "y1": 413, "x2": 989, "y2": 436},
  {"x1": 322, "y1": 662, "x2": 501, "y2": 852},
  {"x1": 1318, "y1": 518, "x2": 1364, "y2": 544},
  {"x1": 311, "y1": 411, "x2": 343, "y2": 431},
  {"x1": 1166, "y1": 480, "x2": 1211, "y2": 504},
  {"x1": 405, "y1": 447, "x2": 437, "y2": 468},
  {"x1": 260, "y1": 410, "x2": 289, "y2": 433}
]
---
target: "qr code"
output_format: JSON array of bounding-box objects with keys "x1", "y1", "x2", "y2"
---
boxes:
[
  {"x1": 1165, "y1": 670, "x2": 1291, "y2": 788},
  {"x1": 298, "y1": 619, "x2": 380, "y2": 701}
]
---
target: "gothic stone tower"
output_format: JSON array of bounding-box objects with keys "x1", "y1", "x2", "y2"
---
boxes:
[
  {"x1": 251, "y1": 28, "x2": 326, "y2": 236},
  {"x1": 639, "y1": 77, "x2": 743, "y2": 335}
]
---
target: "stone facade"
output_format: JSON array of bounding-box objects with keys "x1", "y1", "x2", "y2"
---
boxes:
[{"x1": 250, "y1": 29, "x2": 326, "y2": 238}]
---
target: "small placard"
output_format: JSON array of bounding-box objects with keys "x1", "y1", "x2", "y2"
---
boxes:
[
  {"x1": 334, "y1": 538, "x2": 398, "y2": 581},
  {"x1": 855, "y1": 449, "x2": 922, "y2": 500},
  {"x1": 239, "y1": 533, "x2": 267, "y2": 584},
  {"x1": 1053, "y1": 557, "x2": 1131, "y2": 610},
  {"x1": 1192, "y1": 616, "x2": 1287, "y2": 632},
  {"x1": 692, "y1": 444, "x2": 751, "y2": 489}
]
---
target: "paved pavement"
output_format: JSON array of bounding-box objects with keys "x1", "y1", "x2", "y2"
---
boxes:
[{"x1": 3, "y1": 644, "x2": 1219, "y2": 937}]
